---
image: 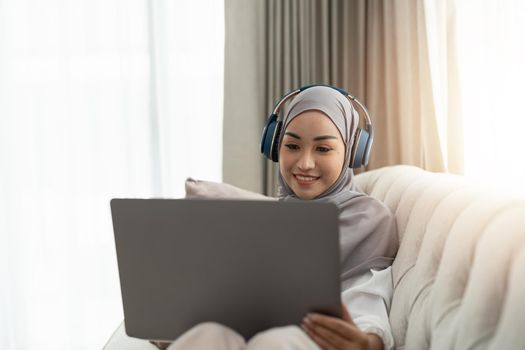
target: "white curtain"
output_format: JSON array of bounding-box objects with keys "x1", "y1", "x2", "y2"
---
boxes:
[
  {"x1": 0, "y1": 0, "x2": 224, "y2": 349},
  {"x1": 422, "y1": 0, "x2": 463, "y2": 174},
  {"x1": 455, "y1": 0, "x2": 525, "y2": 189}
]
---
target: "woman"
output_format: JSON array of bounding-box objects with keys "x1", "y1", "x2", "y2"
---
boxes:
[{"x1": 159, "y1": 85, "x2": 399, "y2": 350}]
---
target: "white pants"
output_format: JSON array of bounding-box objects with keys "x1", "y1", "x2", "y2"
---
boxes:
[{"x1": 166, "y1": 323, "x2": 320, "y2": 350}]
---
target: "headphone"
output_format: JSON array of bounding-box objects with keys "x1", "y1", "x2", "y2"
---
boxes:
[{"x1": 260, "y1": 84, "x2": 374, "y2": 168}]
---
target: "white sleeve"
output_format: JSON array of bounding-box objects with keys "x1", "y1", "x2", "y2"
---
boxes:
[{"x1": 341, "y1": 266, "x2": 394, "y2": 350}]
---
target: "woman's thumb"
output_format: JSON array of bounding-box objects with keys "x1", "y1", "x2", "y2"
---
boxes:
[{"x1": 341, "y1": 303, "x2": 354, "y2": 323}]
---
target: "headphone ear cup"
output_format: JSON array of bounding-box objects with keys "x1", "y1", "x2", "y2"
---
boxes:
[
  {"x1": 260, "y1": 114, "x2": 281, "y2": 162},
  {"x1": 270, "y1": 121, "x2": 282, "y2": 162},
  {"x1": 362, "y1": 128, "x2": 373, "y2": 167},
  {"x1": 351, "y1": 128, "x2": 370, "y2": 168}
]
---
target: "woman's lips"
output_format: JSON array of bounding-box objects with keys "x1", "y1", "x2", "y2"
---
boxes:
[{"x1": 294, "y1": 174, "x2": 320, "y2": 185}]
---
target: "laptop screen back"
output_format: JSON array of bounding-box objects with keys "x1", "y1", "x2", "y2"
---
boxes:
[{"x1": 111, "y1": 198, "x2": 341, "y2": 341}]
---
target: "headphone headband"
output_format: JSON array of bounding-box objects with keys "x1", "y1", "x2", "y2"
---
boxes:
[
  {"x1": 261, "y1": 84, "x2": 374, "y2": 168},
  {"x1": 270, "y1": 85, "x2": 373, "y2": 130}
]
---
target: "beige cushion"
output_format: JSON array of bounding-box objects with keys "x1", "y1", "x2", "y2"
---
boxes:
[{"x1": 185, "y1": 177, "x2": 275, "y2": 200}]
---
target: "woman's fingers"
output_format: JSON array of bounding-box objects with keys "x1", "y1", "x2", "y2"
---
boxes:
[
  {"x1": 301, "y1": 319, "x2": 340, "y2": 350},
  {"x1": 306, "y1": 312, "x2": 362, "y2": 342}
]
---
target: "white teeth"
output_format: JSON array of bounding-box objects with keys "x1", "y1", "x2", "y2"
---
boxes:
[{"x1": 296, "y1": 175, "x2": 318, "y2": 181}]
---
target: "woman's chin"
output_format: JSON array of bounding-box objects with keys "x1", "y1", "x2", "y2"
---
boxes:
[{"x1": 293, "y1": 187, "x2": 321, "y2": 200}]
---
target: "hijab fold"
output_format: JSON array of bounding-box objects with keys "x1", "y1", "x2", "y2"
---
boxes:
[{"x1": 277, "y1": 87, "x2": 399, "y2": 289}]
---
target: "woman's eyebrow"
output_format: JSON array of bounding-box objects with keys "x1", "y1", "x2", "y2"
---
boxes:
[
  {"x1": 284, "y1": 131, "x2": 338, "y2": 141},
  {"x1": 284, "y1": 131, "x2": 301, "y2": 139},
  {"x1": 313, "y1": 135, "x2": 338, "y2": 141}
]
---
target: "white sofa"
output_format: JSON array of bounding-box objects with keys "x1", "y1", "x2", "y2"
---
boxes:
[{"x1": 104, "y1": 165, "x2": 525, "y2": 349}]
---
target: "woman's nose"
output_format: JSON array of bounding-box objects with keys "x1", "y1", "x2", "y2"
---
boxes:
[{"x1": 297, "y1": 151, "x2": 315, "y2": 170}]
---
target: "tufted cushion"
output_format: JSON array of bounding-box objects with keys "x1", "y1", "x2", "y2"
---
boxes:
[{"x1": 354, "y1": 165, "x2": 525, "y2": 350}]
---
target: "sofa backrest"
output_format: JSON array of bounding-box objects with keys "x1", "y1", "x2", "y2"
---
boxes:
[{"x1": 355, "y1": 165, "x2": 525, "y2": 350}]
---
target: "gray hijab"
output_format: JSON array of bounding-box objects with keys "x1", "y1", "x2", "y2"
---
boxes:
[{"x1": 277, "y1": 86, "x2": 398, "y2": 289}]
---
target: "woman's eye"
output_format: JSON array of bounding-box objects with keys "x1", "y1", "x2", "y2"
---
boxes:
[
  {"x1": 317, "y1": 146, "x2": 332, "y2": 153},
  {"x1": 285, "y1": 144, "x2": 299, "y2": 150}
]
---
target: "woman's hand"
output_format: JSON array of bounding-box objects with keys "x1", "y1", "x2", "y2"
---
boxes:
[
  {"x1": 149, "y1": 340, "x2": 171, "y2": 350},
  {"x1": 301, "y1": 303, "x2": 384, "y2": 350}
]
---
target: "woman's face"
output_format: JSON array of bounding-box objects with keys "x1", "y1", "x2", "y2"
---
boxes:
[{"x1": 279, "y1": 110, "x2": 346, "y2": 199}]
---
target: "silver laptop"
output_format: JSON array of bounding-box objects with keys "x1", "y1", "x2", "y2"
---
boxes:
[{"x1": 110, "y1": 198, "x2": 341, "y2": 341}]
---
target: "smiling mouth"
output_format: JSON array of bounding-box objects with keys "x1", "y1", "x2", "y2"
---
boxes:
[{"x1": 294, "y1": 174, "x2": 320, "y2": 185}]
